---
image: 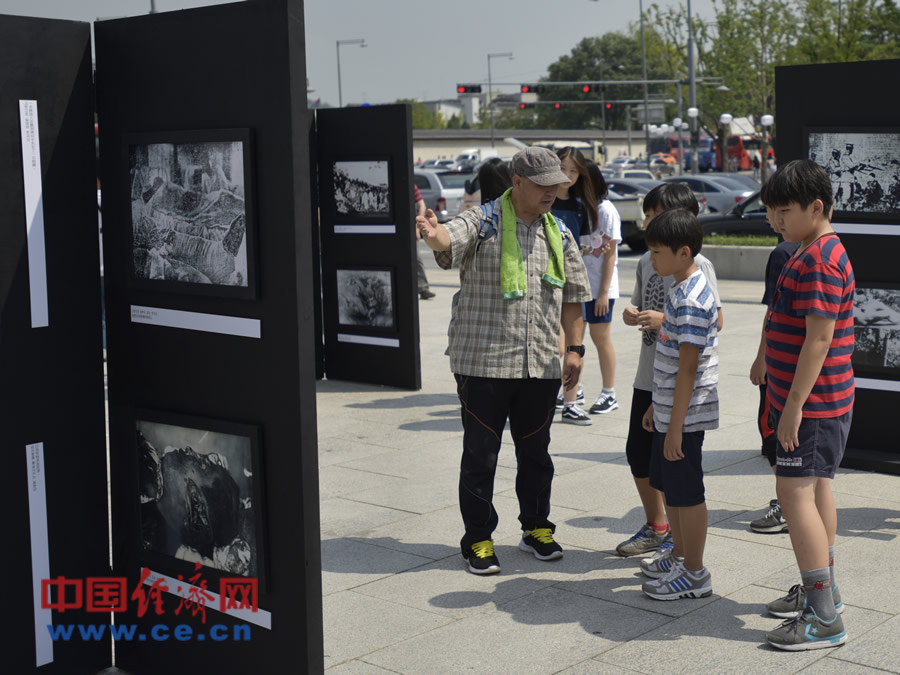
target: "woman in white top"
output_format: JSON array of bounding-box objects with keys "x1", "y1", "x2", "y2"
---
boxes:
[{"x1": 581, "y1": 161, "x2": 621, "y2": 414}]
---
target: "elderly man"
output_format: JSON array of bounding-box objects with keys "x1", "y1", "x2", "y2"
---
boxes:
[{"x1": 417, "y1": 147, "x2": 592, "y2": 574}]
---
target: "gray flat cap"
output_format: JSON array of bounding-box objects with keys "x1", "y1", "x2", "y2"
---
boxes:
[{"x1": 511, "y1": 147, "x2": 569, "y2": 186}]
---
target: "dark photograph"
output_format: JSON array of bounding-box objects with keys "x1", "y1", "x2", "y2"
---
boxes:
[
  {"x1": 137, "y1": 416, "x2": 260, "y2": 579},
  {"x1": 853, "y1": 287, "x2": 900, "y2": 375},
  {"x1": 333, "y1": 160, "x2": 390, "y2": 218},
  {"x1": 129, "y1": 132, "x2": 254, "y2": 296},
  {"x1": 336, "y1": 268, "x2": 394, "y2": 328},
  {"x1": 807, "y1": 129, "x2": 900, "y2": 218}
]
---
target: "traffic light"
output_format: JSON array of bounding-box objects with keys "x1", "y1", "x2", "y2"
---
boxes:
[
  {"x1": 520, "y1": 84, "x2": 545, "y2": 94},
  {"x1": 554, "y1": 103, "x2": 564, "y2": 109},
  {"x1": 581, "y1": 84, "x2": 591, "y2": 93},
  {"x1": 456, "y1": 84, "x2": 482, "y2": 94},
  {"x1": 519, "y1": 103, "x2": 535, "y2": 109},
  {"x1": 605, "y1": 103, "x2": 612, "y2": 109}
]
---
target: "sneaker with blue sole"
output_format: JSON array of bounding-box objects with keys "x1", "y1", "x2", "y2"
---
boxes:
[{"x1": 766, "y1": 608, "x2": 848, "y2": 651}]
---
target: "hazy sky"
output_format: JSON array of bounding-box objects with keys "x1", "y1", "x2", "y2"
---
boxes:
[{"x1": 2, "y1": 0, "x2": 718, "y2": 105}]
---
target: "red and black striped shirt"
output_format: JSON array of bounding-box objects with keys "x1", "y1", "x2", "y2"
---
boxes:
[{"x1": 765, "y1": 234, "x2": 855, "y2": 418}]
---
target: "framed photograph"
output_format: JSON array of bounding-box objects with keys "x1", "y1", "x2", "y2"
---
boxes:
[
  {"x1": 805, "y1": 127, "x2": 900, "y2": 222},
  {"x1": 135, "y1": 409, "x2": 267, "y2": 589},
  {"x1": 853, "y1": 284, "x2": 900, "y2": 379},
  {"x1": 126, "y1": 129, "x2": 257, "y2": 299},
  {"x1": 331, "y1": 159, "x2": 393, "y2": 223},
  {"x1": 335, "y1": 266, "x2": 396, "y2": 330}
]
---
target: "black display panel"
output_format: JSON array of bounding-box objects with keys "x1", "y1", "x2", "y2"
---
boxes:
[
  {"x1": 96, "y1": 0, "x2": 325, "y2": 671},
  {"x1": 776, "y1": 59, "x2": 900, "y2": 474},
  {"x1": 317, "y1": 105, "x2": 422, "y2": 389},
  {"x1": 0, "y1": 13, "x2": 111, "y2": 675}
]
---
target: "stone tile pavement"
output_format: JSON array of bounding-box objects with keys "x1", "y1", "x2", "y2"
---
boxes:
[{"x1": 316, "y1": 244, "x2": 900, "y2": 674}]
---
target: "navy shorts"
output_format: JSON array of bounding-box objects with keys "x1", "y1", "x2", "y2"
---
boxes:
[
  {"x1": 625, "y1": 388, "x2": 653, "y2": 477},
  {"x1": 583, "y1": 298, "x2": 615, "y2": 324},
  {"x1": 649, "y1": 427, "x2": 706, "y2": 507},
  {"x1": 771, "y1": 408, "x2": 852, "y2": 479}
]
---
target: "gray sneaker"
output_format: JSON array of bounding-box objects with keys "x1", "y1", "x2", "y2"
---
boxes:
[
  {"x1": 766, "y1": 609, "x2": 847, "y2": 651},
  {"x1": 616, "y1": 523, "x2": 666, "y2": 557},
  {"x1": 767, "y1": 583, "x2": 844, "y2": 618},
  {"x1": 640, "y1": 535, "x2": 676, "y2": 578},
  {"x1": 642, "y1": 562, "x2": 712, "y2": 601},
  {"x1": 750, "y1": 499, "x2": 788, "y2": 533}
]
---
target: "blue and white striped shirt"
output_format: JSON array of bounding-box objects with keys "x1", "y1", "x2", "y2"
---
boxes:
[{"x1": 652, "y1": 269, "x2": 719, "y2": 433}]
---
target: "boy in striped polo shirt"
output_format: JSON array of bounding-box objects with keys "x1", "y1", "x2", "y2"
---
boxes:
[
  {"x1": 639, "y1": 208, "x2": 719, "y2": 601},
  {"x1": 762, "y1": 160, "x2": 854, "y2": 651}
]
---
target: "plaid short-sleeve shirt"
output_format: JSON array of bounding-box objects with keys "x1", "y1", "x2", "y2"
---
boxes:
[{"x1": 435, "y1": 202, "x2": 592, "y2": 379}]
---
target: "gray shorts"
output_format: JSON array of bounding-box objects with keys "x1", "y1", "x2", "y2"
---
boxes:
[{"x1": 771, "y1": 408, "x2": 852, "y2": 479}]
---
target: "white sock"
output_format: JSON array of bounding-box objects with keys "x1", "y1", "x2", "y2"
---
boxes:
[{"x1": 602, "y1": 388, "x2": 616, "y2": 397}]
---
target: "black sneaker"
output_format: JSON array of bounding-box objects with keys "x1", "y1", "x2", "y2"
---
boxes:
[
  {"x1": 419, "y1": 289, "x2": 436, "y2": 300},
  {"x1": 751, "y1": 499, "x2": 788, "y2": 533},
  {"x1": 589, "y1": 393, "x2": 619, "y2": 414},
  {"x1": 461, "y1": 539, "x2": 500, "y2": 575},
  {"x1": 519, "y1": 528, "x2": 563, "y2": 561}
]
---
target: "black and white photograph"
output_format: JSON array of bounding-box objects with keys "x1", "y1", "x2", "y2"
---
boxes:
[
  {"x1": 128, "y1": 130, "x2": 256, "y2": 298},
  {"x1": 853, "y1": 286, "x2": 900, "y2": 376},
  {"x1": 807, "y1": 128, "x2": 900, "y2": 219},
  {"x1": 136, "y1": 414, "x2": 263, "y2": 580},
  {"x1": 332, "y1": 160, "x2": 391, "y2": 219},
  {"x1": 336, "y1": 267, "x2": 395, "y2": 329}
]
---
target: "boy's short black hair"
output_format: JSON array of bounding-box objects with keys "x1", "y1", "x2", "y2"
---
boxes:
[
  {"x1": 763, "y1": 159, "x2": 833, "y2": 220},
  {"x1": 643, "y1": 182, "x2": 699, "y2": 216},
  {"x1": 644, "y1": 208, "x2": 704, "y2": 257}
]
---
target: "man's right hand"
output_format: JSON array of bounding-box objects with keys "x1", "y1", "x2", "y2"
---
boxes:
[{"x1": 416, "y1": 209, "x2": 451, "y2": 251}]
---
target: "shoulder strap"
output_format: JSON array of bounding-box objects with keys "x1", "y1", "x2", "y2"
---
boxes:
[{"x1": 479, "y1": 201, "x2": 570, "y2": 251}]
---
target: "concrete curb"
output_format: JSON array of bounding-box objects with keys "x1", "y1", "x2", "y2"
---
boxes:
[{"x1": 701, "y1": 245, "x2": 772, "y2": 281}]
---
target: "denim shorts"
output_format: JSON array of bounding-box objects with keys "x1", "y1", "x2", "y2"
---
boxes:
[
  {"x1": 583, "y1": 298, "x2": 615, "y2": 324},
  {"x1": 771, "y1": 408, "x2": 852, "y2": 479},
  {"x1": 649, "y1": 427, "x2": 706, "y2": 507}
]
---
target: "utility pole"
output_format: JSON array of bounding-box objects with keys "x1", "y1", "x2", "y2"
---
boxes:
[{"x1": 639, "y1": 0, "x2": 651, "y2": 161}]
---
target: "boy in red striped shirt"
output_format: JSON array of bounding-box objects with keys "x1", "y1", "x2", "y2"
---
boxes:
[{"x1": 762, "y1": 160, "x2": 855, "y2": 651}]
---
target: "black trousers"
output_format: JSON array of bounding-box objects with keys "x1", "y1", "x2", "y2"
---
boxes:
[{"x1": 455, "y1": 374, "x2": 559, "y2": 548}]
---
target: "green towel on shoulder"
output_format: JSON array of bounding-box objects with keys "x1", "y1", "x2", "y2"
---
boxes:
[{"x1": 499, "y1": 188, "x2": 565, "y2": 299}]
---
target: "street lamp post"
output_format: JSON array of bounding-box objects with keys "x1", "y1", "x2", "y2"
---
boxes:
[
  {"x1": 336, "y1": 38, "x2": 366, "y2": 108},
  {"x1": 487, "y1": 52, "x2": 513, "y2": 148},
  {"x1": 719, "y1": 113, "x2": 733, "y2": 173},
  {"x1": 639, "y1": 0, "x2": 651, "y2": 161},
  {"x1": 687, "y1": 0, "x2": 698, "y2": 174},
  {"x1": 760, "y1": 113, "x2": 774, "y2": 182}
]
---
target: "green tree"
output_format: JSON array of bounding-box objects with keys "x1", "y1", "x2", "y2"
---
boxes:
[
  {"x1": 539, "y1": 31, "x2": 671, "y2": 130},
  {"x1": 395, "y1": 99, "x2": 443, "y2": 129}
]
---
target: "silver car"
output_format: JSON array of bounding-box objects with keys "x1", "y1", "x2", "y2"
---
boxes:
[
  {"x1": 662, "y1": 175, "x2": 754, "y2": 213},
  {"x1": 413, "y1": 169, "x2": 470, "y2": 222}
]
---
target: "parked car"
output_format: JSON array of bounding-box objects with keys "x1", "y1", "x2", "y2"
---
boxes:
[
  {"x1": 617, "y1": 169, "x2": 657, "y2": 181},
  {"x1": 607, "y1": 177, "x2": 709, "y2": 215},
  {"x1": 413, "y1": 170, "x2": 469, "y2": 222},
  {"x1": 649, "y1": 157, "x2": 677, "y2": 176},
  {"x1": 698, "y1": 190, "x2": 771, "y2": 236},
  {"x1": 709, "y1": 172, "x2": 760, "y2": 191},
  {"x1": 661, "y1": 175, "x2": 754, "y2": 213},
  {"x1": 607, "y1": 188, "x2": 647, "y2": 252}
]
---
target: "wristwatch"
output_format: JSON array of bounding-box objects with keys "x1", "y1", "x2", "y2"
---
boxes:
[{"x1": 566, "y1": 345, "x2": 585, "y2": 357}]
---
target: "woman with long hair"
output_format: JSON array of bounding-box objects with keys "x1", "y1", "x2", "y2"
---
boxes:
[
  {"x1": 552, "y1": 147, "x2": 598, "y2": 425},
  {"x1": 582, "y1": 160, "x2": 620, "y2": 416}
]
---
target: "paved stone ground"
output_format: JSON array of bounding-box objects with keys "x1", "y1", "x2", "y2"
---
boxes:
[{"x1": 316, "y1": 243, "x2": 900, "y2": 674}]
